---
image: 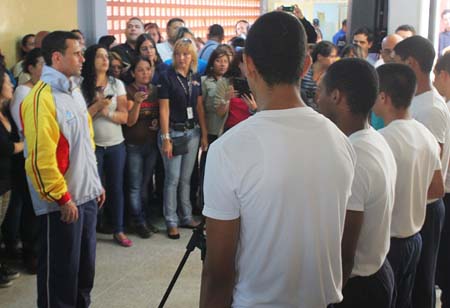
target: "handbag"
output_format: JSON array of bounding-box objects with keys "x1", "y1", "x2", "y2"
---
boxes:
[{"x1": 171, "y1": 134, "x2": 189, "y2": 156}]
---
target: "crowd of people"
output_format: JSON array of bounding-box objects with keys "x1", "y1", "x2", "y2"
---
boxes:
[{"x1": 0, "y1": 4, "x2": 449, "y2": 308}]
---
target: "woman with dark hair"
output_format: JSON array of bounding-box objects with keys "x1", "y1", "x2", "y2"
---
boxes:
[
  {"x1": 301, "y1": 40, "x2": 338, "y2": 110},
  {"x1": 198, "y1": 48, "x2": 230, "y2": 206},
  {"x1": 4, "y1": 49, "x2": 44, "y2": 274},
  {"x1": 135, "y1": 33, "x2": 168, "y2": 85},
  {"x1": 81, "y1": 44, "x2": 131, "y2": 247},
  {"x1": 124, "y1": 57, "x2": 160, "y2": 238},
  {"x1": 158, "y1": 39, "x2": 208, "y2": 239},
  {"x1": 145, "y1": 22, "x2": 163, "y2": 44},
  {"x1": 340, "y1": 43, "x2": 364, "y2": 59},
  {"x1": 0, "y1": 66, "x2": 22, "y2": 286},
  {"x1": 98, "y1": 35, "x2": 117, "y2": 50},
  {"x1": 13, "y1": 34, "x2": 35, "y2": 85},
  {"x1": 214, "y1": 49, "x2": 257, "y2": 133}
]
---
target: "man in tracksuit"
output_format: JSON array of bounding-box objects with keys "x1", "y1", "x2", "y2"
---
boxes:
[{"x1": 21, "y1": 31, "x2": 105, "y2": 308}]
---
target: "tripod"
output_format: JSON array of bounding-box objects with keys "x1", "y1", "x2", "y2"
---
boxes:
[{"x1": 158, "y1": 221, "x2": 206, "y2": 308}]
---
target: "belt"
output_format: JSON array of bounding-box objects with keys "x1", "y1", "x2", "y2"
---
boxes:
[{"x1": 171, "y1": 120, "x2": 197, "y2": 131}]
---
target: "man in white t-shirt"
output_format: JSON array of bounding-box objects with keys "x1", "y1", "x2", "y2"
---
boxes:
[
  {"x1": 316, "y1": 58, "x2": 396, "y2": 308},
  {"x1": 394, "y1": 36, "x2": 450, "y2": 308},
  {"x1": 433, "y1": 53, "x2": 450, "y2": 308},
  {"x1": 200, "y1": 11, "x2": 356, "y2": 308},
  {"x1": 156, "y1": 18, "x2": 185, "y2": 62},
  {"x1": 374, "y1": 63, "x2": 444, "y2": 308}
]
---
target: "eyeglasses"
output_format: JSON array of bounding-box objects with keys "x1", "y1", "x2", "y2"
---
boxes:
[{"x1": 140, "y1": 46, "x2": 155, "y2": 52}]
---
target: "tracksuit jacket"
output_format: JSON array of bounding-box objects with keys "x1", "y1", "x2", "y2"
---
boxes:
[{"x1": 21, "y1": 65, "x2": 103, "y2": 216}]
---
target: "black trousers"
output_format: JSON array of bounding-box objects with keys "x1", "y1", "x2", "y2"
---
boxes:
[
  {"x1": 1, "y1": 174, "x2": 39, "y2": 258},
  {"x1": 437, "y1": 193, "x2": 450, "y2": 308},
  {"x1": 387, "y1": 233, "x2": 422, "y2": 308},
  {"x1": 37, "y1": 200, "x2": 97, "y2": 308},
  {"x1": 334, "y1": 259, "x2": 395, "y2": 308},
  {"x1": 412, "y1": 198, "x2": 445, "y2": 308}
]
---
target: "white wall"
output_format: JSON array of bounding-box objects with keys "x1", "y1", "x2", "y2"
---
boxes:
[{"x1": 388, "y1": 0, "x2": 430, "y2": 36}]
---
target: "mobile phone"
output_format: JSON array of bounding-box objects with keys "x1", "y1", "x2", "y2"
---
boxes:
[
  {"x1": 233, "y1": 77, "x2": 251, "y2": 97},
  {"x1": 105, "y1": 94, "x2": 114, "y2": 100},
  {"x1": 138, "y1": 86, "x2": 148, "y2": 93},
  {"x1": 281, "y1": 5, "x2": 295, "y2": 12}
]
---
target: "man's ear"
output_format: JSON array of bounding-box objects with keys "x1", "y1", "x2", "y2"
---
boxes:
[
  {"x1": 301, "y1": 55, "x2": 312, "y2": 78},
  {"x1": 331, "y1": 88, "x2": 341, "y2": 105},
  {"x1": 243, "y1": 53, "x2": 257, "y2": 80}
]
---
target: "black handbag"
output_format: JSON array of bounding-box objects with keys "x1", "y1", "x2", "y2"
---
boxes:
[{"x1": 171, "y1": 135, "x2": 189, "y2": 156}]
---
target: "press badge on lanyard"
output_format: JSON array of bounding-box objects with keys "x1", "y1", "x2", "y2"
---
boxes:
[{"x1": 176, "y1": 73, "x2": 194, "y2": 120}]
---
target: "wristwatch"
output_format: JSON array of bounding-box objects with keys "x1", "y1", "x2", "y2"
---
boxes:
[{"x1": 161, "y1": 133, "x2": 171, "y2": 141}]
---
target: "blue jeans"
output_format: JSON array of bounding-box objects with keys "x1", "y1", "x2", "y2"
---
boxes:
[
  {"x1": 125, "y1": 141, "x2": 158, "y2": 226},
  {"x1": 95, "y1": 142, "x2": 126, "y2": 234},
  {"x1": 158, "y1": 128, "x2": 200, "y2": 228}
]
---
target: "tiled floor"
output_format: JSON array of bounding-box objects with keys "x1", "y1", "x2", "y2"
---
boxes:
[{"x1": 0, "y1": 221, "x2": 203, "y2": 308}]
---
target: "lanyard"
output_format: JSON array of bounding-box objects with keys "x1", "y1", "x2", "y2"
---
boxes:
[{"x1": 176, "y1": 72, "x2": 193, "y2": 106}]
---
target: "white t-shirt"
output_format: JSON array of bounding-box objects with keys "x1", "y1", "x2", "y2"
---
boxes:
[
  {"x1": 156, "y1": 41, "x2": 173, "y2": 62},
  {"x1": 92, "y1": 77, "x2": 126, "y2": 147},
  {"x1": 411, "y1": 89, "x2": 450, "y2": 197},
  {"x1": 203, "y1": 107, "x2": 356, "y2": 308},
  {"x1": 347, "y1": 127, "x2": 397, "y2": 277},
  {"x1": 10, "y1": 85, "x2": 32, "y2": 135},
  {"x1": 445, "y1": 100, "x2": 450, "y2": 192},
  {"x1": 380, "y1": 119, "x2": 441, "y2": 238}
]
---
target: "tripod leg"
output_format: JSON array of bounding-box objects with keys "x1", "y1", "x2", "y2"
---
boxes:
[{"x1": 158, "y1": 249, "x2": 192, "y2": 308}]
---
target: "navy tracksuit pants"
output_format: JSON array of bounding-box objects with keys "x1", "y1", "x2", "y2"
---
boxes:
[{"x1": 37, "y1": 200, "x2": 97, "y2": 308}]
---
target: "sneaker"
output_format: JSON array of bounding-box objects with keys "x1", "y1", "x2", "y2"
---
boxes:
[
  {"x1": 135, "y1": 224, "x2": 152, "y2": 239},
  {"x1": 0, "y1": 264, "x2": 20, "y2": 280},
  {"x1": 0, "y1": 275, "x2": 12, "y2": 288}
]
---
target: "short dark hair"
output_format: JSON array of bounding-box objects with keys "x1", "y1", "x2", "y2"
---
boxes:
[
  {"x1": 236, "y1": 20, "x2": 249, "y2": 29},
  {"x1": 311, "y1": 41, "x2": 337, "y2": 62},
  {"x1": 20, "y1": 34, "x2": 36, "y2": 58},
  {"x1": 71, "y1": 29, "x2": 84, "y2": 36},
  {"x1": 167, "y1": 18, "x2": 185, "y2": 28},
  {"x1": 245, "y1": 11, "x2": 306, "y2": 86},
  {"x1": 98, "y1": 35, "x2": 116, "y2": 50},
  {"x1": 230, "y1": 36, "x2": 245, "y2": 49},
  {"x1": 435, "y1": 53, "x2": 450, "y2": 74},
  {"x1": 41, "y1": 31, "x2": 79, "y2": 66},
  {"x1": 353, "y1": 27, "x2": 374, "y2": 43},
  {"x1": 22, "y1": 48, "x2": 43, "y2": 74},
  {"x1": 377, "y1": 63, "x2": 417, "y2": 109},
  {"x1": 322, "y1": 58, "x2": 379, "y2": 116},
  {"x1": 394, "y1": 36, "x2": 435, "y2": 73},
  {"x1": 342, "y1": 19, "x2": 347, "y2": 27},
  {"x1": 395, "y1": 24, "x2": 416, "y2": 35},
  {"x1": 207, "y1": 24, "x2": 224, "y2": 40},
  {"x1": 175, "y1": 27, "x2": 195, "y2": 42}
]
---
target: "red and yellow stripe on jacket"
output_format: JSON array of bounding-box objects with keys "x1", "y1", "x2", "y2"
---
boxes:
[{"x1": 21, "y1": 81, "x2": 73, "y2": 205}]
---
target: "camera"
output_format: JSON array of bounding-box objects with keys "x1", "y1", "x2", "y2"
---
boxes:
[{"x1": 281, "y1": 5, "x2": 295, "y2": 13}]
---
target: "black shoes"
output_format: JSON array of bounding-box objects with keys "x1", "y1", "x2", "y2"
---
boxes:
[
  {"x1": 135, "y1": 224, "x2": 153, "y2": 239},
  {"x1": 0, "y1": 264, "x2": 20, "y2": 288}
]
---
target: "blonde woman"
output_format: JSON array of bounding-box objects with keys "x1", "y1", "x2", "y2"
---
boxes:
[{"x1": 158, "y1": 39, "x2": 208, "y2": 239}]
